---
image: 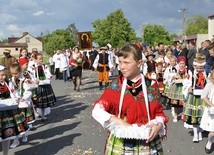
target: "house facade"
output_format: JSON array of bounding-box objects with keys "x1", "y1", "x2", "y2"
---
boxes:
[
  {"x1": 208, "y1": 14, "x2": 214, "y2": 40},
  {"x1": 0, "y1": 32, "x2": 43, "y2": 57}
]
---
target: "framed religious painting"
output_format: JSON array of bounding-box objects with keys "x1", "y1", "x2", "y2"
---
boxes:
[{"x1": 78, "y1": 31, "x2": 92, "y2": 50}]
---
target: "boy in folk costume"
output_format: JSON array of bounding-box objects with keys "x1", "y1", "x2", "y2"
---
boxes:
[
  {"x1": 167, "y1": 56, "x2": 190, "y2": 122},
  {"x1": 182, "y1": 53, "x2": 207, "y2": 143},
  {"x1": 9, "y1": 63, "x2": 36, "y2": 148},
  {"x1": 0, "y1": 65, "x2": 29, "y2": 155},
  {"x1": 93, "y1": 46, "x2": 113, "y2": 90},
  {"x1": 92, "y1": 44, "x2": 168, "y2": 155}
]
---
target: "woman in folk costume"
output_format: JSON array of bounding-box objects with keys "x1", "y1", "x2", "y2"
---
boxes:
[
  {"x1": 33, "y1": 53, "x2": 56, "y2": 121},
  {"x1": 69, "y1": 46, "x2": 85, "y2": 91},
  {"x1": 182, "y1": 53, "x2": 207, "y2": 143},
  {"x1": 0, "y1": 65, "x2": 29, "y2": 155},
  {"x1": 93, "y1": 46, "x2": 113, "y2": 90},
  {"x1": 92, "y1": 44, "x2": 168, "y2": 155},
  {"x1": 167, "y1": 56, "x2": 190, "y2": 122},
  {"x1": 200, "y1": 70, "x2": 214, "y2": 154}
]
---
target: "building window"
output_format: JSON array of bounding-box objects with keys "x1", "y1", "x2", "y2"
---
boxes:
[{"x1": 25, "y1": 37, "x2": 30, "y2": 43}]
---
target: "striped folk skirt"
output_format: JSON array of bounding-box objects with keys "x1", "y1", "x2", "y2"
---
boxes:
[
  {"x1": 182, "y1": 94, "x2": 205, "y2": 125},
  {"x1": 167, "y1": 83, "x2": 185, "y2": 107},
  {"x1": 35, "y1": 84, "x2": 56, "y2": 109},
  {"x1": 0, "y1": 109, "x2": 29, "y2": 141},
  {"x1": 20, "y1": 107, "x2": 36, "y2": 124},
  {"x1": 105, "y1": 133, "x2": 163, "y2": 155}
]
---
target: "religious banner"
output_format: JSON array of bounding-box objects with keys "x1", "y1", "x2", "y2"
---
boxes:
[{"x1": 78, "y1": 31, "x2": 92, "y2": 50}]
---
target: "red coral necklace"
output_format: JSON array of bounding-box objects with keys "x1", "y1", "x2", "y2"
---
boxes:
[{"x1": 126, "y1": 78, "x2": 142, "y2": 93}]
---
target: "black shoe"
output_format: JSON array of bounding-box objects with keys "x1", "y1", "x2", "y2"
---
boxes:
[{"x1": 205, "y1": 146, "x2": 212, "y2": 154}]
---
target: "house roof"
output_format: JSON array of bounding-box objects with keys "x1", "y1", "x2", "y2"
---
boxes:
[
  {"x1": 7, "y1": 32, "x2": 42, "y2": 43},
  {"x1": 8, "y1": 37, "x2": 19, "y2": 43},
  {"x1": 208, "y1": 14, "x2": 214, "y2": 18},
  {"x1": 173, "y1": 34, "x2": 197, "y2": 42},
  {"x1": 0, "y1": 43, "x2": 28, "y2": 48}
]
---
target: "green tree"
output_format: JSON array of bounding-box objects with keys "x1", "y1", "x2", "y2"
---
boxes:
[
  {"x1": 92, "y1": 9, "x2": 136, "y2": 47},
  {"x1": 43, "y1": 29, "x2": 74, "y2": 55},
  {"x1": 66, "y1": 23, "x2": 78, "y2": 46},
  {"x1": 169, "y1": 33, "x2": 178, "y2": 42},
  {"x1": 184, "y1": 15, "x2": 208, "y2": 35},
  {"x1": 142, "y1": 24, "x2": 170, "y2": 46}
]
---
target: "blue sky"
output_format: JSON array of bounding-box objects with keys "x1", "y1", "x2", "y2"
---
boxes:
[{"x1": 0, "y1": 0, "x2": 213, "y2": 40}]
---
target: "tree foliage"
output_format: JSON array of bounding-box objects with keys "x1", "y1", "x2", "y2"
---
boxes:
[
  {"x1": 92, "y1": 9, "x2": 136, "y2": 47},
  {"x1": 43, "y1": 29, "x2": 76, "y2": 55},
  {"x1": 66, "y1": 23, "x2": 78, "y2": 46},
  {"x1": 142, "y1": 24, "x2": 170, "y2": 46},
  {"x1": 184, "y1": 15, "x2": 208, "y2": 35}
]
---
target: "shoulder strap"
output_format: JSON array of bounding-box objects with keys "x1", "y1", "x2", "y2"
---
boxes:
[{"x1": 118, "y1": 74, "x2": 151, "y2": 121}]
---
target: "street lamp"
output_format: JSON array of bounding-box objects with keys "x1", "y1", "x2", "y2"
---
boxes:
[{"x1": 178, "y1": 8, "x2": 188, "y2": 42}]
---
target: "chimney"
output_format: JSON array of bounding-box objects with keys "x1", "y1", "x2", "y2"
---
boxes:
[{"x1": 23, "y1": 32, "x2": 29, "y2": 36}]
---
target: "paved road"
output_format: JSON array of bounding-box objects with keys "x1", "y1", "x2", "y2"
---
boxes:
[{"x1": 1, "y1": 70, "x2": 211, "y2": 155}]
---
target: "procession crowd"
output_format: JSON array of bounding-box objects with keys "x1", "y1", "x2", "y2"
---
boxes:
[{"x1": 0, "y1": 38, "x2": 214, "y2": 155}]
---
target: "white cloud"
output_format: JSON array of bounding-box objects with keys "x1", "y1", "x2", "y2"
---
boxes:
[
  {"x1": 7, "y1": 24, "x2": 20, "y2": 32},
  {"x1": 33, "y1": 10, "x2": 45, "y2": 16},
  {"x1": 0, "y1": 14, "x2": 17, "y2": 24}
]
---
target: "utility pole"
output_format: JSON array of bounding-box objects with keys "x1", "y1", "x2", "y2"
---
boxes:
[{"x1": 178, "y1": 8, "x2": 188, "y2": 42}]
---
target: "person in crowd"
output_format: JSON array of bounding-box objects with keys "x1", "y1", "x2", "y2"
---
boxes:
[
  {"x1": 48, "y1": 53, "x2": 55, "y2": 75},
  {"x1": 33, "y1": 53, "x2": 56, "y2": 121},
  {"x1": 182, "y1": 53, "x2": 206, "y2": 143},
  {"x1": 167, "y1": 56, "x2": 189, "y2": 122},
  {"x1": 19, "y1": 47, "x2": 29, "y2": 60},
  {"x1": 164, "y1": 47, "x2": 173, "y2": 65},
  {"x1": 155, "y1": 51, "x2": 167, "y2": 71},
  {"x1": 28, "y1": 48, "x2": 38, "y2": 78},
  {"x1": 200, "y1": 70, "x2": 214, "y2": 154},
  {"x1": 205, "y1": 43, "x2": 214, "y2": 75},
  {"x1": 1, "y1": 49, "x2": 17, "y2": 78},
  {"x1": 93, "y1": 46, "x2": 113, "y2": 90},
  {"x1": 0, "y1": 65, "x2": 29, "y2": 155},
  {"x1": 89, "y1": 46, "x2": 99, "y2": 70},
  {"x1": 171, "y1": 43, "x2": 179, "y2": 58},
  {"x1": 163, "y1": 55, "x2": 178, "y2": 109},
  {"x1": 52, "y1": 50, "x2": 61, "y2": 80},
  {"x1": 60, "y1": 50, "x2": 70, "y2": 83},
  {"x1": 177, "y1": 44, "x2": 188, "y2": 59},
  {"x1": 187, "y1": 41, "x2": 197, "y2": 72},
  {"x1": 200, "y1": 40, "x2": 211, "y2": 75},
  {"x1": 92, "y1": 44, "x2": 168, "y2": 154},
  {"x1": 9, "y1": 63, "x2": 35, "y2": 148},
  {"x1": 69, "y1": 46, "x2": 85, "y2": 91},
  {"x1": 145, "y1": 51, "x2": 156, "y2": 77}
]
